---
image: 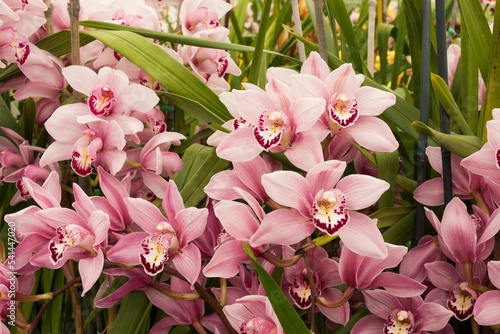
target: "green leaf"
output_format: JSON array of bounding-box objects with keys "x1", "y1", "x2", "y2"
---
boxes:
[
  {"x1": 332, "y1": 308, "x2": 370, "y2": 334},
  {"x1": 108, "y1": 291, "x2": 152, "y2": 334},
  {"x1": 325, "y1": 0, "x2": 367, "y2": 75},
  {"x1": 79, "y1": 30, "x2": 230, "y2": 125},
  {"x1": 371, "y1": 205, "x2": 416, "y2": 229},
  {"x1": 383, "y1": 210, "x2": 415, "y2": 244},
  {"x1": 19, "y1": 98, "x2": 36, "y2": 142},
  {"x1": 456, "y1": 0, "x2": 492, "y2": 83},
  {"x1": 242, "y1": 244, "x2": 309, "y2": 334},
  {"x1": 460, "y1": 23, "x2": 480, "y2": 135},
  {"x1": 0, "y1": 98, "x2": 19, "y2": 133},
  {"x1": 411, "y1": 121, "x2": 483, "y2": 158},
  {"x1": 376, "y1": 23, "x2": 395, "y2": 84},
  {"x1": 430, "y1": 73, "x2": 474, "y2": 136},
  {"x1": 390, "y1": 3, "x2": 407, "y2": 90},
  {"x1": 376, "y1": 151, "x2": 399, "y2": 208},
  {"x1": 173, "y1": 144, "x2": 229, "y2": 207},
  {"x1": 248, "y1": 0, "x2": 273, "y2": 85}
]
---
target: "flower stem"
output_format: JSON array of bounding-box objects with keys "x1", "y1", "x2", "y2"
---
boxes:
[
  {"x1": 260, "y1": 250, "x2": 302, "y2": 267},
  {"x1": 219, "y1": 278, "x2": 227, "y2": 307},
  {"x1": 472, "y1": 190, "x2": 491, "y2": 216},
  {"x1": 303, "y1": 248, "x2": 317, "y2": 332},
  {"x1": 125, "y1": 157, "x2": 142, "y2": 168},
  {"x1": 68, "y1": 0, "x2": 81, "y2": 102},
  {"x1": 463, "y1": 262, "x2": 489, "y2": 293},
  {"x1": 316, "y1": 286, "x2": 356, "y2": 308},
  {"x1": 192, "y1": 319, "x2": 208, "y2": 334},
  {"x1": 313, "y1": 0, "x2": 328, "y2": 62},
  {"x1": 151, "y1": 280, "x2": 200, "y2": 300}
]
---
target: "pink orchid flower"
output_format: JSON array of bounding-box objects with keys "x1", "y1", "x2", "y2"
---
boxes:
[
  {"x1": 425, "y1": 261, "x2": 485, "y2": 321},
  {"x1": 278, "y1": 52, "x2": 398, "y2": 156},
  {"x1": 179, "y1": 0, "x2": 233, "y2": 36},
  {"x1": 399, "y1": 235, "x2": 445, "y2": 283},
  {"x1": 351, "y1": 290, "x2": 453, "y2": 333},
  {"x1": 40, "y1": 105, "x2": 127, "y2": 177},
  {"x1": 60, "y1": 65, "x2": 159, "y2": 136},
  {"x1": 223, "y1": 295, "x2": 284, "y2": 334},
  {"x1": 215, "y1": 76, "x2": 326, "y2": 171},
  {"x1": 203, "y1": 189, "x2": 268, "y2": 278},
  {"x1": 119, "y1": 131, "x2": 185, "y2": 199},
  {"x1": 461, "y1": 108, "x2": 500, "y2": 186},
  {"x1": 106, "y1": 180, "x2": 208, "y2": 286},
  {"x1": 28, "y1": 185, "x2": 110, "y2": 296},
  {"x1": 473, "y1": 261, "x2": 500, "y2": 326},
  {"x1": 282, "y1": 247, "x2": 349, "y2": 325},
  {"x1": 414, "y1": 147, "x2": 493, "y2": 209},
  {"x1": 204, "y1": 155, "x2": 281, "y2": 203},
  {"x1": 338, "y1": 243, "x2": 426, "y2": 297},
  {"x1": 425, "y1": 197, "x2": 500, "y2": 264},
  {"x1": 250, "y1": 160, "x2": 389, "y2": 259},
  {"x1": 145, "y1": 276, "x2": 222, "y2": 334}
]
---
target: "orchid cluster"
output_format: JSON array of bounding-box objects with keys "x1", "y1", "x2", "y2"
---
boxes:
[{"x1": 2, "y1": 0, "x2": 500, "y2": 333}]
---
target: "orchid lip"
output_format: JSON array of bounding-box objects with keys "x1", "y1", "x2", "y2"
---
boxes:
[
  {"x1": 253, "y1": 110, "x2": 287, "y2": 149},
  {"x1": 139, "y1": 222, "x2": 179, "y2": 276},
  {"x1": 88, "y1": 84, "x2": 116, "y2": 116},
  {"x1": 311, "y1": 189, "x2": 349, "y2": 236},
  {"x1": 447, "y1": 282, "x2": 476, "y2": 320},
  {"x1": 496, "y1": 148, "x2": 500, "y2": 169},
  {"x1": 49, "y1": 224, "x2": 95, "y2": 265},
  {"x1": 288, "y1": 268, "x2": 321, "y2": 309},
  {"x1": 384, "y1": 309, "x2": 415, "y2": 334},
  {"x1": 328, "y1": 93, "x2": 359, "y2": 128}
]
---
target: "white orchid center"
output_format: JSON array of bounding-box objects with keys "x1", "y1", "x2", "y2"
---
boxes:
[
  {"x1": 239, "y1": 317, "x2": 277, "y2": 334},
  {"x1": 49, "y1": 224, "x2": 95, "y2": 265},
  {"x1": 328, "y1": 92, "x2": 359, "y2": 129},
  {"x1": 71, "y1": 129, "x2": 100, "y2": 177},
  {"x1": 495, "y1": 148, "x2": 500, "y2": 169},
  {"x1": 447, "y1": 282, "x2": 477, "y2": 320},
  {"x1": 384, "y1": 309, "x2": 415, "y2": 334},
  {"x1": 311, "y1": 189, "x2": 349, "y2": 236},
  {"x1": 88, "y1": 84, "x2": 116, "y2": 116},
  {"x1": 253, "y1": 110, "x2": 287, "y2": 150},
  {"x1": 288, "y1": 268, "x2": 321, "y2": 309},
  {"x1": 139, "y1": 222, "x2": 179, "y2": 276}
]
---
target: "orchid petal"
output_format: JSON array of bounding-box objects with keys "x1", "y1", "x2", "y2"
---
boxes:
[
  {"x1": 343, "y1": 116, "x2": 399, "y2": 152},
  {"x1": 351, "y1": 315, "x2": 385, "y2": 334},
  {"x1": 306, "y1": 160, "x2": 347, "y2": 194},
  {"x1": 473, "y1": 290, "x2": 500, "y2": 326},
  {"x1": 336, "y1": 174, "x2": 389, "y2": 210},
  {"x1": 284, "y1": 132, "x2": 324, "y2": 171},
  {"x1": 124, "y1": 197, "x2": 166, "y2": 233},
  {"x1": 79, "y1": 250, "x2": 104, "y2": 296},
  {"x1": 216, "y1": 127, "x2": 263, "y2": 162},
  {"x1": 172, "y1": 243, "x2": 201, "y2": 287},
  {"x1": 362, "y1": 289, "x2": 403, "y2": 318},
  {"x1": 203, "y1": 240, "x2": 248, "y2": 278},
  {"x1": 214, "y1": 201, "x2": 260, "y2": 240},
  {"x1": 371, "y1": 272, "x2": 426, "y2": 297},
  {"x1": 355, "y1": 86, "x2": 396, "y2": 116},
  {"x1": 415, "y1": 302, "x2": 453, "y2": 332},
  {"x1": 106, "y1": 232, "x2": 148, "y2": 265},
  {"x1": 175, "y1": 207, "x2": 208, "y2": 244},
  {"x1": 62, "y1": 65, "x2": 100, "y2": 95},
  {"x1": 261, "y1": 171, "x2": 312, "y2": 216}
]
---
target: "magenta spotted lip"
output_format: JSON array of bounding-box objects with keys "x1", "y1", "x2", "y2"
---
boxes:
[
  {"x1": 253, "y1": 110, "x2": 287, "y2": 149},
  {"x1": 328, "y1": 93, "x2": 359, "y2": 128},
  {"x1": 88, "y1": 84, "x2": 116, "y2": 116}
]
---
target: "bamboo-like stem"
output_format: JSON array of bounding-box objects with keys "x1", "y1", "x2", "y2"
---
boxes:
[
  {"x1": 414, "y1": 0, "x2": 431, "y2": 245},
  {"x1": 219, "y1": 278, "x2": 227, "y2": 307},
  {"x1": 367, "y1": 0, "x2": 376, "y2": 75},
  {"x1": 62, "y1": 262, "x2": 83, "y2": 334},
  {"x1": 44, "y1": 0, "x2": 54, "y2": 35},
  {"x1": 68, "y1": 0, "x2": 81, "y2": 102},
  {"x1": 28, "y1": 277, "x2": 82, "y2": 334},
  {"x1": 291, "y1": 0, "x2": 306, "y2": 62},
  {"x1": 313, "y1": 0, "x2": 328, "y2": 62}
]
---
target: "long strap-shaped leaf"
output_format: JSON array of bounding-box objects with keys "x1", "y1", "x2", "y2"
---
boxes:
[
  {"x1": 80, "y1": 30, "x2": 230, "y2": 125},
  {"x1": 243, "y1": 244, "x2": 309, "y2": 334}
]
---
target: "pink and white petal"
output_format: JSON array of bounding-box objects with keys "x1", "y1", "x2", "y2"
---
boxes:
[
  {"x1": 339, "y1": 246, "x2": 364, "y2": 287},
  {"x1": 115, "y1": 83, "x2": 159, "y2": 113},
  {"x1": 424, "y1": 261, "x2": 457, "y2": 290},
  {"x1": 316, "y1": 287, "x2": 350, "y2": 325},
  {"x1": 440, "y1": 197, "x2": 477, "y2": 262},
  {"x1": 145, "y1": 285, "x2": 190, "y2": 321},
  {"x1": 35, "y1": 208, "x2": 86, "y2": 229},
  {"x1": 424, "y1": 207, "x2": 442, "y2": 234},
  {"x1": 266, "y1": 67, "x2": 297, "y2": 85},
  {"x1": 477, "y1": 207, "x2": 500, "y2": 246},
  {"x1": 95, "y1": 277, "x2": 151, "y2": 308},
  {"x1": 461, "y1": 147, "x2": 500, "y2": 185},
  {"x1": 79, "y1": 250, "x2": 104, "y2": 296},
  {"x1": 22, "y1": 177, "x2": 59, "y2": 209},
  {"x1": 214, "y1": 201, "x2": 260, "y2": 240},
  {"x1": 323, "y1": 63, "x2": 361, "y2": 95},
  {"x1": 351, "y1": 315, "x2": 385, "y2": 334},
  {"x1": 306, "y1": 160, "x2": 347, "y2": 194},
  {"x1": 97, "y1": 166, "x2": 131, "y2": 223},
  {"x1": 13, "y1": 234, "x2": 48, "y2": 271},
  {"x1": 487, "y1": 261, "x2": 500, "y2": 289},
  {"x1": 233, "y1": 157, "x2": 270, "y2": 202},
  {"x1": 216, "y1": 127, "x2": 263, "y2": 162},
  {"x1": 249, "y1": 209, "x2": 314, "y2": 247},
  {"x1": 363, "y1": 289, "x2": 404, "y2": 318},
  {"x1": 108, "y1": 115, "x2": 144, "y2": 135},
  {"x1": 261, "y1": 171, "x2": 313, "y2": 215},
  {"x1": 232, "y1": 89, "x2": 277, "y2": 125},
  {"x1": 141, "y1": 171, "x2": 169, "y2": 199},
  {"x1": 486, "y1": 119, "x2": 500, "y2": 148},
  {"x1": 414, "y1": 302, "x2": 453, "y2": 332},
  {"x1": 88, "y1": 210, "x2": 110, "y2": 246},
  {"x1": 413, "y1": 178, "x2": 446, "y2": 206},
  {"x1": 62, "y1": 65, "x2": 100, "y2": 95},
  {"x1": 290, "y1": 74, "x2": 329, "y2": 101},
  {"x1": 172, "y1": 243, "x2": 201, "y2": 287},
  {"x1": 97, "y1": 67, "x2": 130, "y2": 94},
  {"x1": 204, "y1": 170, "x2": 248, "y2": 201},
  {"x1": 473, "y1": 290, "x2": 500, "y2": 326},
  {"x1": 301, "y1": 51, "x2": 330, "y2": 80},
  {"x1": 44, "y1": 104, "x2": 87, "y2": 141},
  {"x1": 202, "y1": 240, "x2": 248, "y2": 278},
  {"x1": 336, "y1": 174, "x2": 389, "y2": 210},
  {"x1": 123, "y1": 197, "x2": 166, "y2": 233},
  {"x1": 284, "y1": 132, "x2": 324, "y2": 171},
  {"x1": 97, "y1": 150, "x2": 127, "y2": 176},
  {"x1": 161, "y1": 180, "x2": 185, "y2": 222},
  {"x1": 370, "y1": 272, "x2": 426, "y2": 297},
  {"x1": 343, "y1": 116, "x2": 398, "y2": 152},
  {"x1": 355, "y1": 86, "x2": 396, "y2": 116},
  {"x1": 337, "y1": 212, "x2": 387, "y2": 259},
  {"x1": 106, "y1": 232, "x2": 148, "y2": 265},
  {"x1": 175, "y1": 207, "x2": 208, "y2": 245},
  {"x1": 72, "y1": 184, "x2": 96, "y2": 220}
]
